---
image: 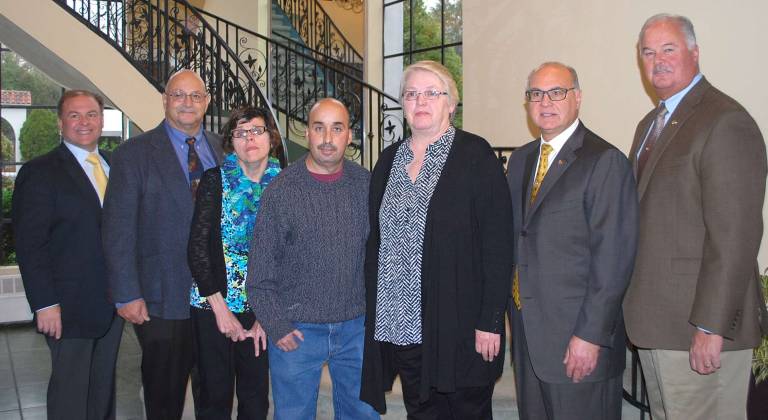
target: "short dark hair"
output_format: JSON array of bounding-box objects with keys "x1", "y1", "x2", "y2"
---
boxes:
[
  {"x1": 57, "y1": 90, "x2": 105, "y2": 117},
  {"x1": 220, "y1": 107, "x2": 286, "y2": 168}
]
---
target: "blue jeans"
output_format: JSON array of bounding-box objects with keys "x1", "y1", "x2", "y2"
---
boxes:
[{"x1": 268, "y1": 315, "x2": 379, "y2": 420}]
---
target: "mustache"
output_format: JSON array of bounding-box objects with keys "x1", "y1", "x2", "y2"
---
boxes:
[
  {"x1": 317, "y1": 143, "x2": 337, "y2": 152},
  {"x1": 653, "y1": 65, "x2": 673, "y2": 74}
]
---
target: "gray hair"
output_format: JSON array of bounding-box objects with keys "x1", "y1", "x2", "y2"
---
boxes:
[
  {"x1": 526, "y1": 62, "x2": 580, "y2": 91},
  {"x1": 639, "y1": 14, "x2": 697, "y2": 50}
]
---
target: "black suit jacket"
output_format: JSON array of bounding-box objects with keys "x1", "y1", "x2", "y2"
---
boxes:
[
  {"x1": 360, "y1": 129, "x2": 514, "y2": 412},
  {"x1": 506, "y1": 123, "x2": 638, "y2": 383},
  {"x1": 12, "y1": 144, "x2": 115, "y2": 338}
]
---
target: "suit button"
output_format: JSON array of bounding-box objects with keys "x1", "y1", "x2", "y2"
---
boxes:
[{"x1": 520, "y1": 230, "x2": 527, "y2": 237}]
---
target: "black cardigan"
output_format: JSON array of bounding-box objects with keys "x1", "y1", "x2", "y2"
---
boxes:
[
  {"x1": 188, "y1": 168, "x2": 227, "y2": 299},
  {"x1": 360, "y1": 129, "x2": 515, "y2": 413}
]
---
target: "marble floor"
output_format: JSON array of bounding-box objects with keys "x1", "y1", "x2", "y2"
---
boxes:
[{"x1": 0, "y1": 322, "x2": 644, "y2": 420}]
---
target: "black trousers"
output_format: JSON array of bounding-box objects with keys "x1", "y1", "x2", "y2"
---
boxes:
[
  {"x1": 191, "y1": 307, "x2": 270, "y2": 420},
  {"x1": 388, "y1": 343, "x2": 494, "y2": 420},
  {"x1": 134, "y1": 316, "x2": 195, "y2": 420},
  {"x1": 510, "y1": 302, "x2": 622, "y2": 420},
  {"x1": 46, "y1": 315, "x2": 124, "y2": 420}
]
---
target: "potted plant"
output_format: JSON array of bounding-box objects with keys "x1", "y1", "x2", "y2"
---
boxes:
[{"x1": 748, "y1": 271, "x2": 768, "y2": 419}]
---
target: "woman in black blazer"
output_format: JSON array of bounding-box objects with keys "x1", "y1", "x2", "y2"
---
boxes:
[
  {"x1": 188, "y1": 106, "x2": 285, "y2": 420},
  {"x1": 360, "y1": 61, "x2": 515, "y2": 418}
]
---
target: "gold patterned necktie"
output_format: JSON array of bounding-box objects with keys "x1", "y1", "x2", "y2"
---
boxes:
[
  {"x1": 85, "y1": 152, "x2": 107, "y2": 201},
  {"x1": 513, "y1": 143, "x2": 554, "y2": 310}
]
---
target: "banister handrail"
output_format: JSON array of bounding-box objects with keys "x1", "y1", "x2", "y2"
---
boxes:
[
  {"x1": 52, "y1": 0, "x2": 288, "y2": 161},
  {"x1": 196, "y1": 8, "x2": 365, "y2": 85}
]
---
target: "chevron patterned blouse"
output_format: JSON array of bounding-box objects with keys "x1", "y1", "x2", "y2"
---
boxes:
[{"x1": 374, "y1": 126, "x2": 455, "y2": 345}]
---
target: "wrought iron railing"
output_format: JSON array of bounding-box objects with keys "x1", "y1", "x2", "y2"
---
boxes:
[
  {"x1": 53, "y1": 0, "x2": 277, "y2": 137},
  {"x1": 624, "y1": 345, "x2": 651, "y2": 418},
  {"x1": 273, "y1": 0, "x2": 363, "y2": 70},
  {"x1": 195, "y1": 8, "x2": 405, "y2": 167}
]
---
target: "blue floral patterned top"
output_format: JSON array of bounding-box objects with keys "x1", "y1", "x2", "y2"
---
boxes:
[{"x1": 190, "y1": 153, "x2": 281, "y2": 312}]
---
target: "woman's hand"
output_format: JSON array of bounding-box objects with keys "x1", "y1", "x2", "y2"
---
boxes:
[
  {"x1": 207, "y1": 292, "x2": 246, "y2": 341},
  {"x1": 475, "y1": 329, "x2": 501, "y2": 362}
]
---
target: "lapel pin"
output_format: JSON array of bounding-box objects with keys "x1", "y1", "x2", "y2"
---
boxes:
[
  {"x1": 671, "y1": 120, "x2": 678, "y2": 125},
  {"x1": 558, "y1": 159, "x2": 566, "y2": 165}
]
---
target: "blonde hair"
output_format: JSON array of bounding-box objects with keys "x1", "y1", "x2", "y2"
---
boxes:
[{"x1": 400, "y1": 60, "x2": 460, "y2": 109}]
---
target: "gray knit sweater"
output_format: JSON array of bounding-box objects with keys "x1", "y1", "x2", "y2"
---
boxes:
[{"x1": 246, "y1": 156, "x2": 370, "y2": 340}]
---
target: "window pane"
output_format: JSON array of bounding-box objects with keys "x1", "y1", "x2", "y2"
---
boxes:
[
  {"x1": 384, "y1": 3, "x2": 405, "y2": 56},
  {"x1": 443, "y1": 45, "x2": 463, "y2": 100},
  {"x1": 409, "y1": 0, "x2": 442, "y2": 51},
  {"x1": 444, "y1": 0, "x2": 462, "y2": 44}
]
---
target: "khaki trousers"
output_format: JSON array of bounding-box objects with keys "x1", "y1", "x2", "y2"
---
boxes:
[{"x1": 637, "y1": 348, "x2": 751, "y2": 420}]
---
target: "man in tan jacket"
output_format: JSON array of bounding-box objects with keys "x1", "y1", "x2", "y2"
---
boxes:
[{"x1": 623, "y1": 13, "x2": 767, "y2": 420}]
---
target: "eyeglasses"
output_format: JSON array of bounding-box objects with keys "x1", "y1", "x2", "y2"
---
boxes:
[
  {"x1": 525, "y1": 87, "x2": 576, "y2": 102},
  {"x1": 165, "y1": 90, "x2": 208, "y2": 103},
  {"x1": 403, "y1": 90, "x2": 448, "y2": 101},
  {"x1": 231, "y1": 126, "x2": 267, "y2": 139}
]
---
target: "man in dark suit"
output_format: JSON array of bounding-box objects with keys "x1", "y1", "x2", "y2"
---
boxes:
[
  {"x1": 13, "y1": 89, "x2": 123, "y2": 420},
  {"x1": 623, "y1": 14, "x2": 767, "y2": 420},
  {"x1": 102, "y1": 69, "x2": 223, "y2": 420},
  {"x1": 506, "y1": 62, "x2": 638, "y2": 419}
]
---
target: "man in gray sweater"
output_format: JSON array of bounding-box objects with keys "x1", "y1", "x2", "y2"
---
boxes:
[{"x1": 246, "y1": 98, "x2": 379, "y2": 419}]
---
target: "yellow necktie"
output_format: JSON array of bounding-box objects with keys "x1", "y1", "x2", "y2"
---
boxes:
[
  {"x1": 85, "y1": 152, "x2": 108, "y2": 201},
  {"x1": 513, "y1": 143, "x2": 554, "y2": 310}
]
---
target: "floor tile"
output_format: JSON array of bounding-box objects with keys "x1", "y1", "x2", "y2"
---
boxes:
[
  {"x1": 5, "y1": 328, "x2": 46, "y2": 353},
  {"x1": 0, "y1": 332, "x2": 9, "y2": 355},
  {"x1": 17, "y1": 382, "x2": 46, "y2": 409},
  {"x1": 0, "y1": 369, "x2": 14, "y2": 390},
  {"x1": 11, "y1": 366, "x2": 48, "y2": 387},
  {"x1": 19, "y1": 406, "x2": 46, "y2": 420},
  {"x1": 0, "y1": 388, "x2": 19, "y2": 412},
  {"x1": 115, "y1": 395, "x2": 144, "y2": 420},
  {"x1": 0, "y1": 410, "x2": 21, "y2": 420},
  {"x1": 7, "y1": 349, "x2": 48, "y2": 369}
]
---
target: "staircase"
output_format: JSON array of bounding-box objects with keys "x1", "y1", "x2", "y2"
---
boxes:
[
  {"x1": 196, "y1": 5, "x2": 404, "y2": 167},
  {"x1": 272, "y1": 0, "x2": 363, "y2": 79}
]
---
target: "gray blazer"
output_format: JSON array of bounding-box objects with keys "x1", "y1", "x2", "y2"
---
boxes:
[
  {"x1": 623, "y1": 77, "x2": 768, "y2": 351},
  {"x1": 507, "y1": 122, "x2": 638, "y2": 383},
  {"x1": 102, "y1": 122, "x2": 223, "y2": 319}
]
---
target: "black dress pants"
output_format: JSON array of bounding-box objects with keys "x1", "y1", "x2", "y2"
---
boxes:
[
  {"x1": 134, "y1": 316, "x2": 195, "y2": 420},
  {"x1": 191, "y1": 307, "x2": 270, "y2": 420},
  {"x1": 388, "y1": 342, "x2": 495, "y2": 420},
  {"x1": 46, "y1": 315, "x2": 124, "y2": 420}
]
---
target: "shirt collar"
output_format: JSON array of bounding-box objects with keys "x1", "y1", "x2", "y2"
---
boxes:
[
  {"x1": 63, "y1": 140, "x2": 99, "y2": 163},
  {"x1": 661, "y1": 73, "x2": 703, "y2": 118},
  {"x1": 164, "y1": 120, "x2": 204, "y2": 145},
  {"x1": 539, "y1": 118, "x2": 580, "y2": 160}
]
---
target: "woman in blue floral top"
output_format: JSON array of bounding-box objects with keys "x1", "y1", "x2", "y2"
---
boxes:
[{"x1": 188, "y1": 106, "x2": 285, "y2": 419}]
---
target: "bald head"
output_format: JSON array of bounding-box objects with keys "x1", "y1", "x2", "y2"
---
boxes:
[{"x1": 308, "y1": 98, "x2": 350, "y2": 126}]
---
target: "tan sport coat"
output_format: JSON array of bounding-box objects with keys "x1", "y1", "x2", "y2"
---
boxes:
[{"x1": 623, "y1": 77, "x2": 768, "y2": 351}]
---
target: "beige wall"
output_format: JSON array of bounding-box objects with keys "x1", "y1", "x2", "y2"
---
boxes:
[
  {"x1": 322, "y1": 1, "x2": 365, "y2": 54},
  {"x1": 190, "y1": 0, "x2": 267, "y2": 35},
  {"x1": 464, "y1": 1, "x2": 768, "y2": 265}
]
